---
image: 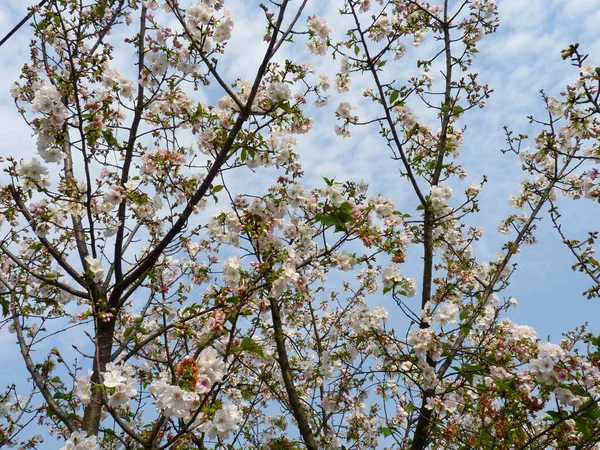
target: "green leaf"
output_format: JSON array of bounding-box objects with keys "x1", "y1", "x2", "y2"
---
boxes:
[
  {"x1": 354, "y1": 45, "x2": 360, "y2": 56},
  {"x1": 123, "y1": 327, "x2": 134, "y2": 339},
  {"x1": 452, "y1": 105, "x2": 465, "y2": 116},
  {"x1": 53, "y1": 392, "x2": 71, "y2": 400},
  {"x1": 0, "y1": 297, "x2": 9, "y2": 317},
  {"x1": 460, "y1": 324, "x2": 472, "y2": 336},
  {"x1": 213, "y1": 185, "x2": 224, "y2": 193},
  {"x1": 378, "y1": 59, "x2": 387, "y2": 68},
  {"x1": 239, "y1": 337, "x2": 265, "y2": 358},
  {"x1": 322, "y1": 176, "x2": 335, "y2": 186},
  {"x1": 42, "y1": 273, "x2": 59, "y2": 280},
  {"x1": 315, "y1": 202, "x2": 355, "y2": 232},
  {"x1": 390, "y1": 89, "x2": 399, "y2": 104},
  {"x1": 495, "y1": 379, "x2": 513, "y2": 392},
  {"x1": 315, "y1": 214, "x2": 335, "y2": 227},
  {"x1": 416, "y1": 204, "x2": 425, "y2": 211},
  {"x1": 279, "y1": 101, "x2": 292, "y2": 113},
  {"x1": 338, "y1": 202, "x2": 354, "y2": 221},
  {"x1": 381, "y1": 426, "x2": 393, "y2": 437},
  {"x1": 582, "y1": 401, "x2": 600, "y2": 419},
  {"x1": 546, "y1": 410, "x2": 566, "y2": 421},
  {"x1": 459, "y1": 310, "x2": 469, "y2": 321},
  {"x1": 574, "y1": 416, "x2": 591, "y2": 434},
  {"x1": 102, "y1": 130, "x2": 119, "y2": 147}
]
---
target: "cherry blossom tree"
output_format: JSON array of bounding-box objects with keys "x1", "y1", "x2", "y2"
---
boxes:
[{"x1": 1, "y1": 0, "x2": 600, "y2": 449}]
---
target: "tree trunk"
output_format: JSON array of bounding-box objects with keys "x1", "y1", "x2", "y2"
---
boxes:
[
  {"x1": 411, "y1": 209, "x2": 435, "y2": 450},
  {"x1": 83, "y1": 316, "x2": 116, "y2": 436}
]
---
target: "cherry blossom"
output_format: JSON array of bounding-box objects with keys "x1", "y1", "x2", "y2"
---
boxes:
[{"x1": 2, "y1": 1, "x2": 600, "y2": 449}]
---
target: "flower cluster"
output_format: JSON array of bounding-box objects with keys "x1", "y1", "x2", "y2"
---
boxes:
[
  {"x1": 59, "y1": 431, "x2": 99, "y2": 450},
  {"x1": 102, "y1": 362, "x2": 138, "y2": 407},
  {"x1": 150, "y1": 348, "x2": 225, "y2": 421},
  {"x1": 381, "y1": 264, "x2": 417, "y2": 296},
  {"x1": 306, "y1": 15, "x2": 332, "y2": 55},
  {"x1": 85, "y1": 257, "x2": 105, "y2": 284},
  {"x1": 430, "y1": 184, "x2": 453, "y2": 210},
  {"x1": 16, "y1": 158, "x2": 50, "y2": 191},
  {"x1": 197, "y1": 402, "x2": 243, "y2": 440},
  {"x1": 30, "y1": 85, "x2": 69, "y2": 163}
]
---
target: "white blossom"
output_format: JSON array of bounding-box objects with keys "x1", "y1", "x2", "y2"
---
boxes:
[
  {"x1": 17, "y1": 158, "x2": 50, "y2": 190},
  {"x1": 85, "y1": 257, "x2": 105, "y2": 283},
  {"x1": 74, "y1": 370, "x2": 92, "y2": 405},
  {"x1": 214, "y1": 11, "x2": 234, "y2": 42},
  {"x1": 267, "y1": 82, "x2": 292, "y2": 102},
  {"x1": 336, "y1": 101, "x2": 354, "y2": 119},
  {"x1": 436, "y1": 302, "x2": 459, "y2": 326},
  {"x1": 430, "y1": 184, "x2": 453, "y2": 210},
  {"x1": 307, "y1": 15, "x2": 332, "y2": 40},
  {"x1": 198, "y1": 402, "x2": 243, "y2": 440},
  {"x1": 222, "y1": 256, "x2": 242, "y2": 288},
  {"x1": 60, "y1": 431, "x2": 100, "y2": 450}
]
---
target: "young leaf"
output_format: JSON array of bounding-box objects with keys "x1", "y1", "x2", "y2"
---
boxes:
[{"x1": 239, "y1": 337, "x2": 265, "y2": 358}]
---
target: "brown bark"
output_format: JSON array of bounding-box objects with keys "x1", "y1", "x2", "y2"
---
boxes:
[
  {"x1": 82, "y1": 316, "x2": 116, "y2": 436},
  {"x1": 410, "y1": 210, "x2": 435, "y2": 450},
  {"x1": 269, "y1": 296, "x2": 318, "y2": 450},
  {"x1": 411, "y1": 4, "x2": 453, "y2": 447}
]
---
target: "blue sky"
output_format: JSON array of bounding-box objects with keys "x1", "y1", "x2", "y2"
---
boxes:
[{"x1": 1, "y1": 0, "x2": 600, "y2": 446}]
